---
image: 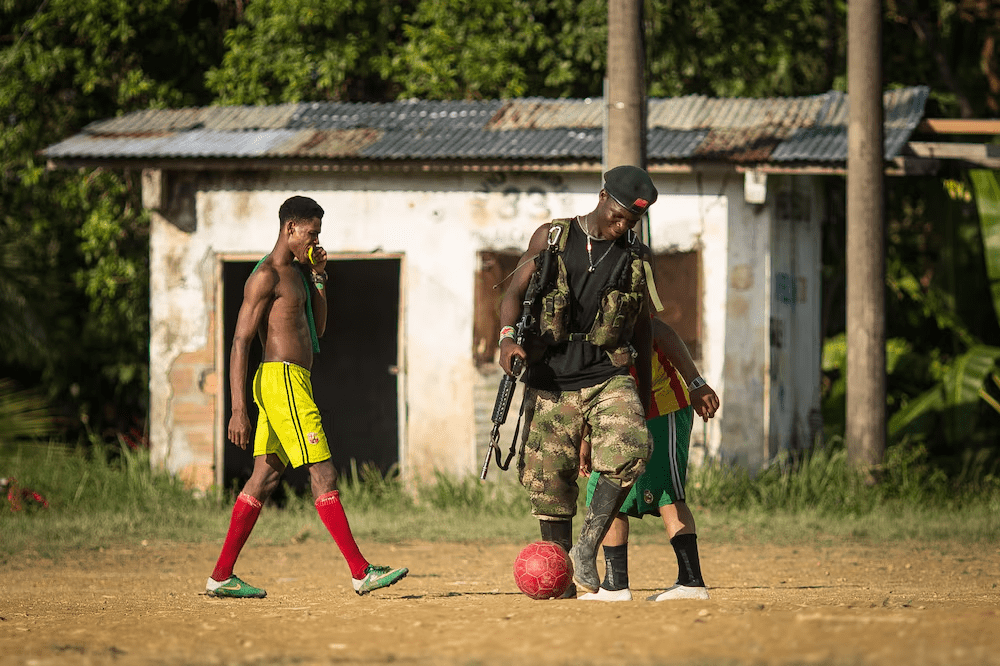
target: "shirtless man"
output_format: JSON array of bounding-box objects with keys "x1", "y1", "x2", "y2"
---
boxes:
[{"x1": 205, "y1": 195, "x2": 407, "y2": 598}]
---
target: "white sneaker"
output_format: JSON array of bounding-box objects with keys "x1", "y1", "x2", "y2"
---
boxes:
[
  {"x1": 578, "y1": 587, "x2": 632, "y2": 601},
  {"x1": 646, "y1": 584, "x2": 709, "y2": 601}
]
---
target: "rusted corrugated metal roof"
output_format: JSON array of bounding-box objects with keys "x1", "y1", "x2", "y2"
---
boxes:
[
  {"x1": 44, "y1": 87, "x2": 929, "y2": 167},
  {"x1": 486, "y1": 98, "x2": 603, "y2": 130},
  {"x1": 771, "y1": 87, "x2": 930, "y2": 161},
  {"x1": 86, "y1": 104, "x2": 303, "y2": 134}
]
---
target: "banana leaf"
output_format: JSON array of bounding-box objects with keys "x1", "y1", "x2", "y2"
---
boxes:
[
  {"x1": 888, "y1": 344, "x2": 1000, "y2": 442},
  {"x1": 968, "y1": 169, "x2": 1000, "y2": 326}
]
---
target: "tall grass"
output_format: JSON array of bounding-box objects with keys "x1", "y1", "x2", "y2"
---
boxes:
[
  {"x1": 690, "y1": 437, "x2": 1000, "y2": 514},
  {"x1": 2, "y1": 438, "x2": 1000, "y2": 561}
]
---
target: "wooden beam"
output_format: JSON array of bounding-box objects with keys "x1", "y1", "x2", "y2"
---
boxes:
[
  {"x1": 907, "y1": 141, "x2": 1000, "y2": 161},
  {"x1": 918, "y1": 119, "x2": 1000, "y2": 135}
]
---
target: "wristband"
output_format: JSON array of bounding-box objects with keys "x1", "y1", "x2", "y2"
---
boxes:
[
  {"x1": 498, "y1": 325, "x2": 516, "y2": 346},
  {"x1": 311, "y1": 271, "x2": 327, "y2": 290},
  {"x1": 688, "y1": 376, "x2": 706, "y2": 392}
]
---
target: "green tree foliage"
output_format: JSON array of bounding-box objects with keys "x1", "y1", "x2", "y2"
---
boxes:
[
  {"x1": 206, "y1": 0, "x2": 415, "y2": 104},
  {"x1": 885, "y1": 0, "x2": 1000, "y2": 117},
  {"x1": 881, "y1": 177, "x2": 1000, "y2": 451},
  {"x1": 382, "y1": 0, "x2": 842, "y2": 101},
  {"x1": 383, "y1": 0, "x2": 607, "y2": 99},
  {"x1": 0, "y1": 0, "x2": 231, "y2": 440},
  {"x1": 822, "y1": 174, "x2": 1000, "y2": 454},
  {"x1": 646, "y1": 0, "x2": 840, "y2": 98},
  {"x1": 205, "y1": 0, "x2": 845, "y2": 103}
]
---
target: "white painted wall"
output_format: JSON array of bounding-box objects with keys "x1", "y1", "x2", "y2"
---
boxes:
[
  {"x1": 147, "y1": 166, "x2": 817, "y2": 487},
  {"x1": 767, "y1": 176, "x2": 824, "y2": 459},
  {"x1": 645, "y1": 172, "x2": 731, "y2": 463}
]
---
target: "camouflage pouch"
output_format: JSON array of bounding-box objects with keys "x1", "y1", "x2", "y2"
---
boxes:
[
  {"x1": 588, "y1": 288, "x2": 643, "y2": 347},
  {"x1": 536, "y1": 261, "x2": 571, "y2": 344}
]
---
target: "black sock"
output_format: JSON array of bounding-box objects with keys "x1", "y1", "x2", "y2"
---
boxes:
[
  {"x1": 601, "y1": 544, "x2": 629, "y2": 591},
  {"x1": 670, "y1": 533, "x2": 704, "y2": 587},
  {"x1": 539, "y1": 519, "x2": 572, "y2": 556}
]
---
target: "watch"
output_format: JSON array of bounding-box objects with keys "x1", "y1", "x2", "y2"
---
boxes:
[{"x1": 688, "y1": 376, "x2": 706, "y2": 392}]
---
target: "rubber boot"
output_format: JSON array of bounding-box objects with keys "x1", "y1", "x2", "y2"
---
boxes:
[
  {"x1": 568, "y1": 475, "x2": 629, "y2": 593},
  {"x1": 540, "y1": 519, "x2": 576, "y2": 598}
]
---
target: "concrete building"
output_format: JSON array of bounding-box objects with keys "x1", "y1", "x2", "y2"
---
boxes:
[{"x1": 43, "y1": 88, "x2": 931, "y2": 489}]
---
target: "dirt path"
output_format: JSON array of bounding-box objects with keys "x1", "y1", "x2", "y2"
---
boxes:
[{"x1": 2, "y1": 539, "x2": 999, "y2": 665}]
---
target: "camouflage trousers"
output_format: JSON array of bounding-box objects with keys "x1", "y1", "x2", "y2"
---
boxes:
[{"x1": 517, "y1": 374, "x2": 652, "y2": 519}]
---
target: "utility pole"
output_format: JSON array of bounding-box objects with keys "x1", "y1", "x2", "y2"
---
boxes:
[
  {"x1": 606, "y1": 0, "x2": 645, "y2": 171},
  {"x1": 846, "y1": 0, "x2": 886, "y2": 477}
]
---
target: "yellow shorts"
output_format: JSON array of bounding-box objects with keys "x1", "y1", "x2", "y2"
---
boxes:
[{"x1": 252, "y1": 362, "x2": 331, "y2": 468}]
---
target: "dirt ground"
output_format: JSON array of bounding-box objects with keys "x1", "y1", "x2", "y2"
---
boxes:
[{"x1": 2, "y1": 538, "x2": 999, "y2": 666}]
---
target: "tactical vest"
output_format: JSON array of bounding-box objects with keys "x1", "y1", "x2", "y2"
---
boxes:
[{"x1": 534, "y1": 218, "x2": 647, "y2": 366}]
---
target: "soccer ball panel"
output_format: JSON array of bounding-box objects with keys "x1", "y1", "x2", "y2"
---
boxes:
[{"x1": 513, "y1": 541, "x2": 573, "y2": 600}]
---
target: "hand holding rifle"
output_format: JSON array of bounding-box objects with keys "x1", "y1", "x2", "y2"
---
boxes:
[{"x1": 480, "y1": 224, "x2": 560, "y2": 480}]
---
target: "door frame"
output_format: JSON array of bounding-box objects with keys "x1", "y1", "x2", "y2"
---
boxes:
[{"x1": 213, "y1": 251, "x2": 407, "y2": 489}]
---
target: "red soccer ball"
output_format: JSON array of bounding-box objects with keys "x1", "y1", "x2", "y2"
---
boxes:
[{"x1": 513, "y1": 541, "x2": 574, "y2": 600}]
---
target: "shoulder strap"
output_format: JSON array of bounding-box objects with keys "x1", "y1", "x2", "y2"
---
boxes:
[
  {"x1": 604, "y1": 229, "x2": 639, "y2": 291},
  {"x1": 623, "y1": 231, "x2": 665, "y2": 313},
  {"x1": 548, "y1": 218, "x2": 571, "y2": 252}
]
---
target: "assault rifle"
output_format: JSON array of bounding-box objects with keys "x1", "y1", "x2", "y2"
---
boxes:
[
  {"x1": 478, "y1": 305, "x2": 528, "y2": 480},
  {"x1": 480, "y1": 225, "x2": 562, "y2": 480}
]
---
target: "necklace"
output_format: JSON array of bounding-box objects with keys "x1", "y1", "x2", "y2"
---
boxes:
[{"x1": 578, "y1": 215, "x2": 615, "y2": 273}]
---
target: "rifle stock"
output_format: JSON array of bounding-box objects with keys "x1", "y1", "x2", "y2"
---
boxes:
[{"x1": 479, "y1": 357, "x2": 521, "y2": 480}]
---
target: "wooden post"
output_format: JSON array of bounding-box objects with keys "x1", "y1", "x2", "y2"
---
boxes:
[
  {"x1": 606, "y1": 0, "x2": 645, "y2": 171},
  {"x1": 846, "y1": 0, "x2": 886, "y2": 476}
]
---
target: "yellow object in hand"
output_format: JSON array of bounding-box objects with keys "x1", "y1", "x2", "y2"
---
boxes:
[{"x1": 308, "y1": 246, "x2": 315, "y2": 264}]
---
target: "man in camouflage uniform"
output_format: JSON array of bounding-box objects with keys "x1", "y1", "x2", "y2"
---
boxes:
[{"x1": 498, "y1": 166, "x2": 658, "y2": 596}]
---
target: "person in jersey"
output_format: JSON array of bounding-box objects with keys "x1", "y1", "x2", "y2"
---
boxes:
[
  {"x1": 498, "y1": 165, "x2": 659, "y2": 596},
  {"x1": 206, "y1": 195, "x2": 408, "y2": 599},
  {"x1": 578, "y1": 316, "x2": 719, "y2": 601}
]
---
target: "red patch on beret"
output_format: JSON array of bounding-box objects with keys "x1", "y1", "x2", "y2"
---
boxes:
[{"x1": 634, "y1": 198, "x2": 649, "y2": 209}]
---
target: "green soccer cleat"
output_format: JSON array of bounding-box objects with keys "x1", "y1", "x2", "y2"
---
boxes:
[
  {"x1": 205, "y1": 574, "x2": 267, "y2": 598},
  {"x1": 352, "y1": 564, "x2": 409, "y2": 596}
]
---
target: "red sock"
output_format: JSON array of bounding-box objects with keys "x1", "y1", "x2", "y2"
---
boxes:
[
  {"x1": 315, "y1": 490, "x2": 369, "y2": 579},
  {"x1": 211, "y1": 492, "x2": 262, "y2": 582}
]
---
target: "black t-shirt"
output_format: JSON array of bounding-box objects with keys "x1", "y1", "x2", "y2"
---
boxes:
[{"x1": 526, "y1": 218, "x2": 634, "y2": 392}]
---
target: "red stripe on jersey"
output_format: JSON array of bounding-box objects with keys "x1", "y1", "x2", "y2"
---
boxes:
[{"x1": 631, "y1": 341, "x2": 691, "y2": 419}]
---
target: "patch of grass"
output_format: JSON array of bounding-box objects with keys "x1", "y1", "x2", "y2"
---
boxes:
[
  {"x1": 688, "y1": 438, "x2": 1000, "y2": 515},
  {"x1": 2, "y1": 438, "x2": 1000, "y2": 562}
]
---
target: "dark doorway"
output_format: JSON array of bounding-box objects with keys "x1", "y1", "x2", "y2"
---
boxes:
[{"x1": 222, "y1": 257, "x2": 401, "y2": 495}]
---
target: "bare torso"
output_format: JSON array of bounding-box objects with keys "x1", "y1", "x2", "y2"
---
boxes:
[{"x1": 258, "y1": 261, "x2": 314, "y2": 370}]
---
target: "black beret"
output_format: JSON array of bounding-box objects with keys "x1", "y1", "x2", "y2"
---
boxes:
[{"x1": 603, "y1": 165, "x2": 658, "y2": 215}]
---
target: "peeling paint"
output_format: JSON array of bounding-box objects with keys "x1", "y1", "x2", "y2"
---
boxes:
[{"x1": 729, "y1": 264, "x2": 754, "y2": 290}]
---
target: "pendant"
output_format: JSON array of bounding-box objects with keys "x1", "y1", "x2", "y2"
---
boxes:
[{"x1": 588, "y1": 266, "x2": 596, "y2": 273}]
